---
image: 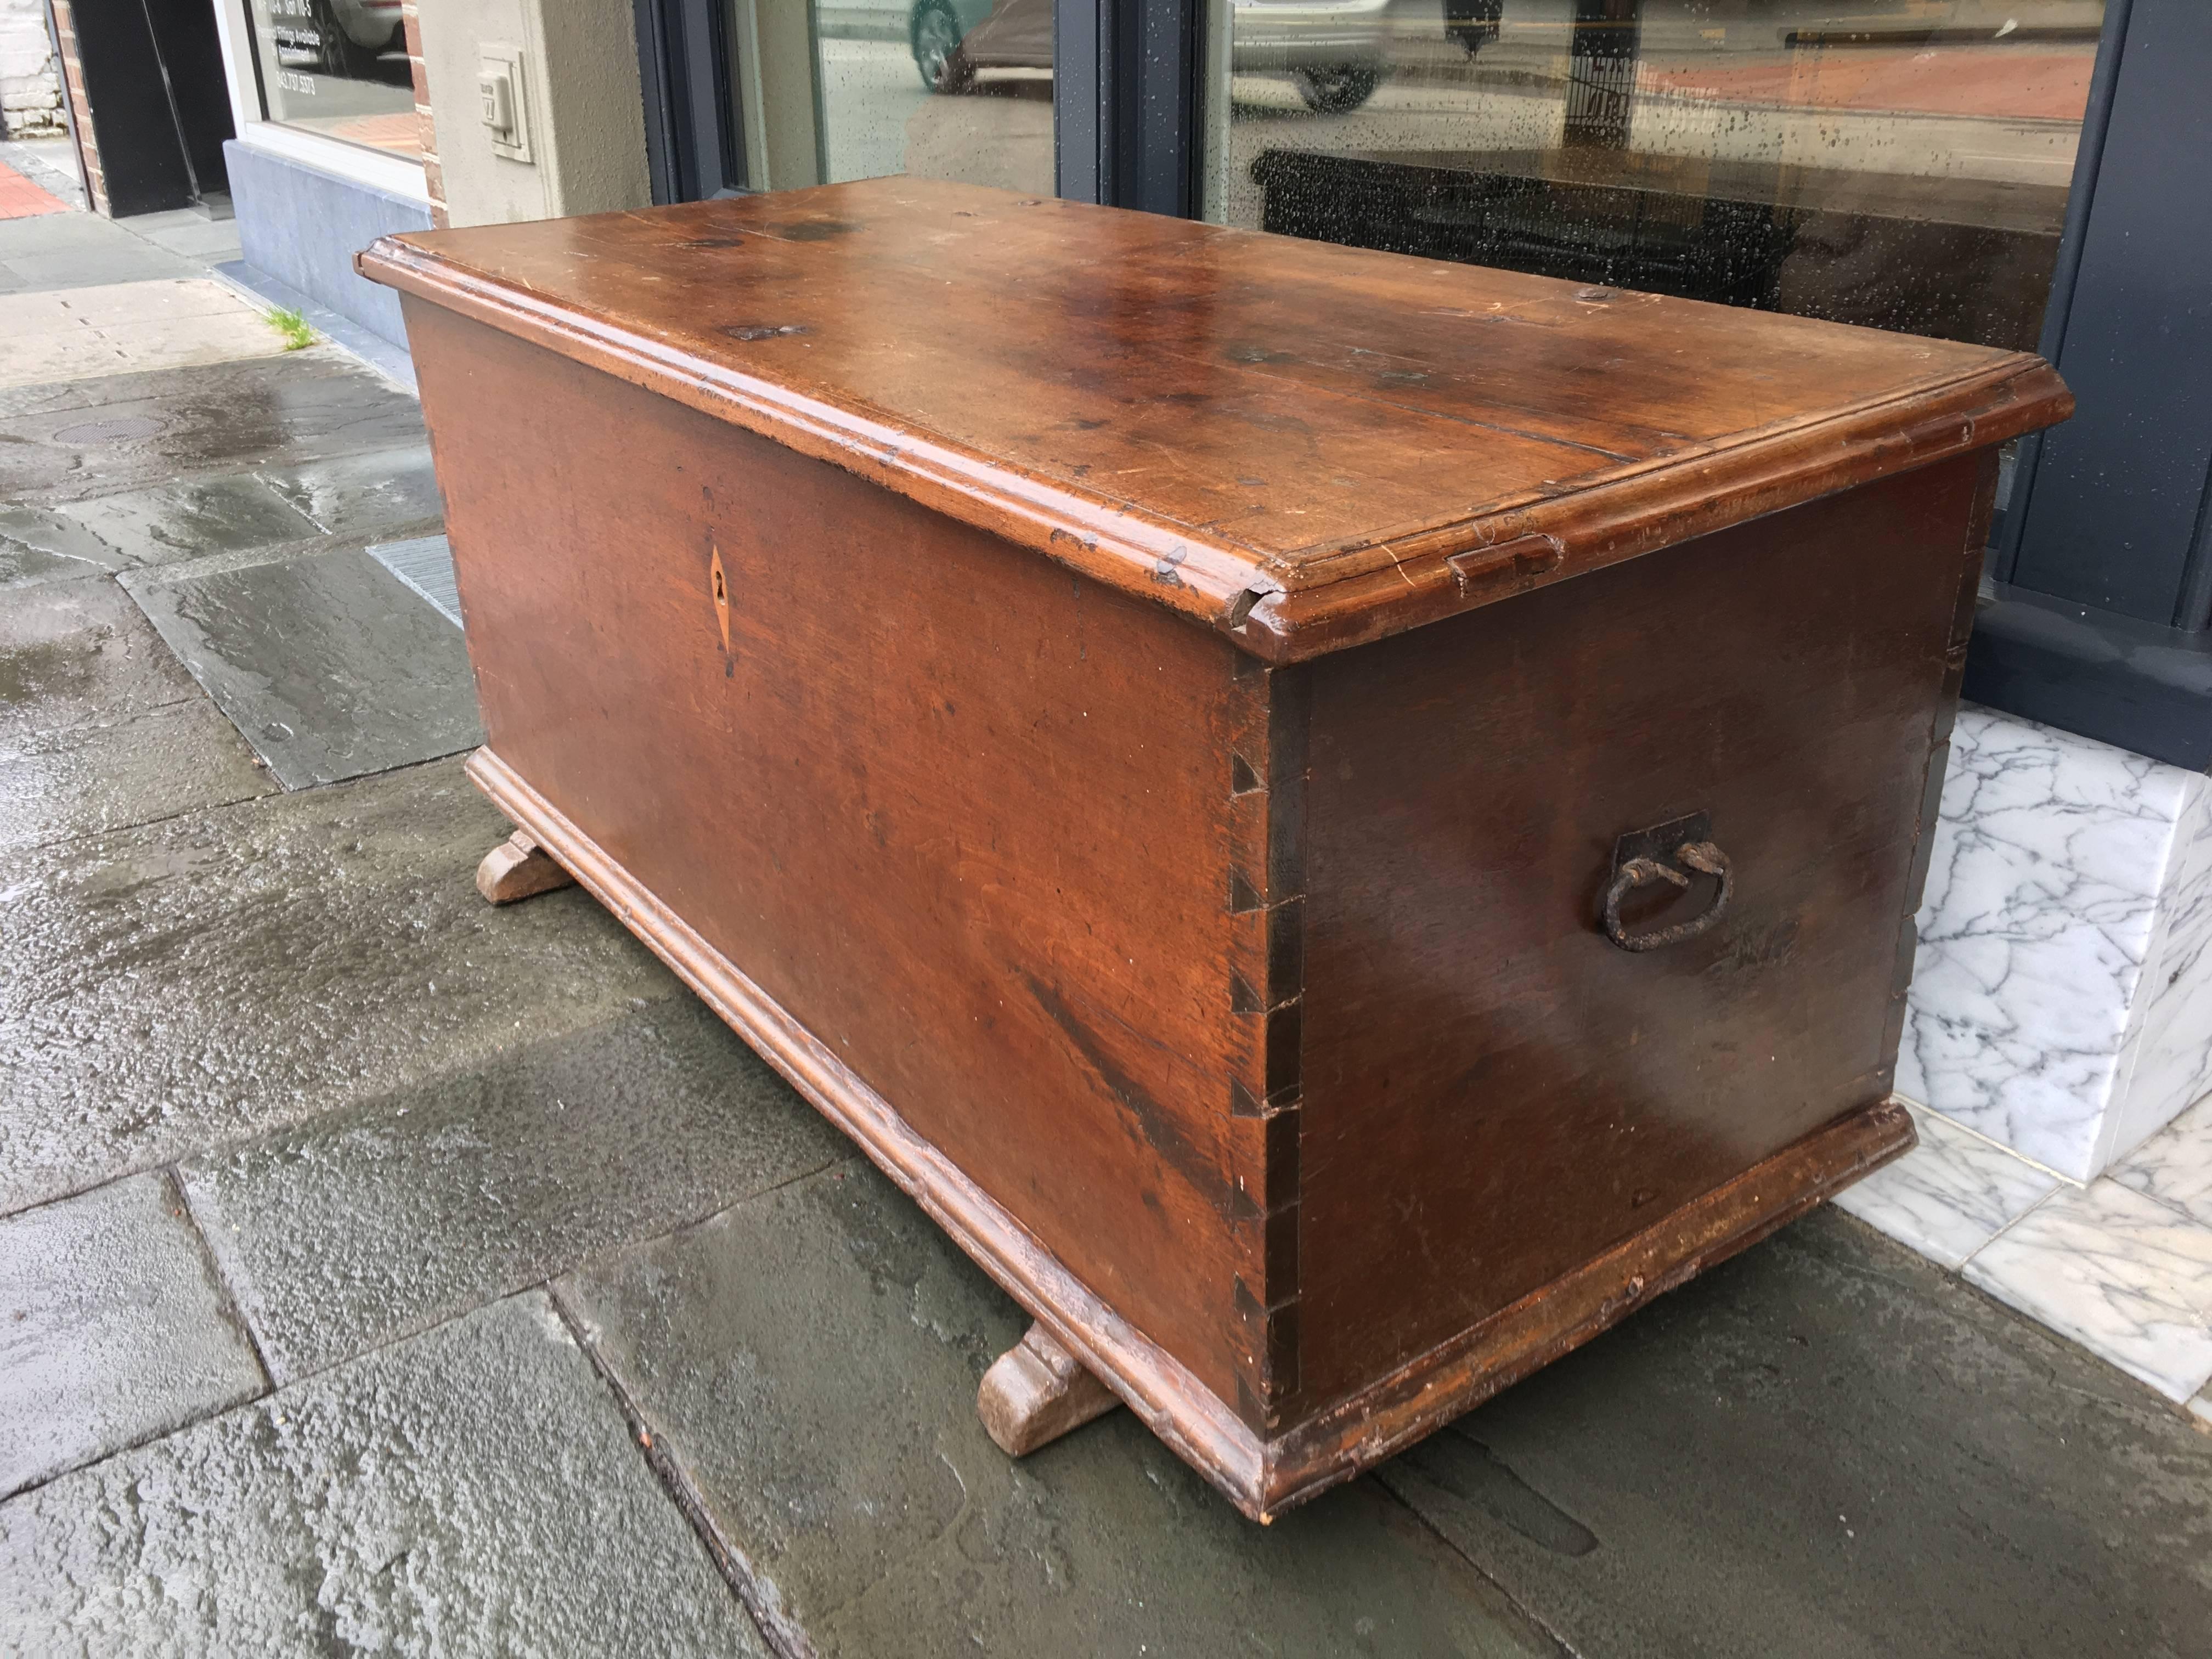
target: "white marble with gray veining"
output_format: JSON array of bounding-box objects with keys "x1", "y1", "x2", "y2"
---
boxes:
[
  {"x1": 1901, "y1": 705, "x2": 2211, "y2": 1181},
  {"x1": 1962, "y1": 1177, "x2": 2212, "y2": 1401},
  {"x1": 2112, "y1": 1090, "x2": 2212, "y2": 1231},
  {"x1": 1833, "y1": 1101, "x2": 2061, "y2": 1269},
  {"x1": 2100, "y1": 777, "x2": 2212, "y2": 1170}
]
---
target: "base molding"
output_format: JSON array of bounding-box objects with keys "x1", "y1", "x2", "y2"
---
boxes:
[{"x1": 469, "y1": 746, "x2": 1917, "y2": 1519}]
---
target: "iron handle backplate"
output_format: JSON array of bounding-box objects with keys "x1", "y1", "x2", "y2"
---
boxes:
[{"x1": 1601, "y1": 813, "x2": 1733, "y2": 953}]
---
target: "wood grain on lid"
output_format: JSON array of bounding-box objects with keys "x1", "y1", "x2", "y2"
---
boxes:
[{"x1": 359, "y1": 175, "x2": 2070, "y2": 661}]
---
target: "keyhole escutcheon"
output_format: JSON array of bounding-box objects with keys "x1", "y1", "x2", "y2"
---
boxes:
[{"x1": 710, "y1": 544, "x2": 732, "y2": 653}]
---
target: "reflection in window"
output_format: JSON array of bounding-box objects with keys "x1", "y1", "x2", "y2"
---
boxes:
[
  {"x1": 733, "y1": 0, "x2": 1052, "y2": 195},
  {"x1": 245, "y1": 0, "x2": 422, "y2": 160},
  {"x1": 1203, "y1": 1, "x2": 2104, "y2": 351}
]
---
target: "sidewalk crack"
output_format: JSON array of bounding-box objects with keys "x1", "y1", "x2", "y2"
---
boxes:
[
  {"x1": 1377, "y1": 1479, "x2": 1589, "y2": 1659},
  {"x1": 545, "y1": 1279, "x2": 820, "y2": 1659}
]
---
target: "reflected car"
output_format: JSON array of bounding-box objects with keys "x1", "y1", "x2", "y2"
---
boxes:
[{"x1": 910, "y1": 0, "x2": 1392, "y2": 114}]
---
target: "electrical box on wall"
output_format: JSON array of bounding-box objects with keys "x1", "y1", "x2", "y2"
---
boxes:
[{"x1": 477, "y1": 45, "x2": 533, "y2": 164}]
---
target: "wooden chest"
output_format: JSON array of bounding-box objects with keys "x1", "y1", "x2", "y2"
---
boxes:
[{"x1": 360, "y1": 178, "x2": 2070, "y2": 1521}]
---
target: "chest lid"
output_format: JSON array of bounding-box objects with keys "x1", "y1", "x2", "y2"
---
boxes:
[{"x1": 358, "y1": 177, "x2": 2069, "y2": 663}]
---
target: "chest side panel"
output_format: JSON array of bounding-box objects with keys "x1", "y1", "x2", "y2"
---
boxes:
[
  {"x1": 408, "y1": 301, "x2": 1267, "y2": 1410},
  {"x1": 1293, "y1": 458, "x2": 1982, "y2": 1417}
]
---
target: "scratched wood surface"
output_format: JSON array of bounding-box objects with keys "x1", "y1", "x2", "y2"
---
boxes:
[
  {"x1": 407, "y1": 300, "x2": 1280, "y2": 1417},
  {"x1": 358, "y1": 177, "x2": 2069, "y2": 661},
  {"x1": 370, "y1": 194, "x2": 2068, "y2": 1517}
]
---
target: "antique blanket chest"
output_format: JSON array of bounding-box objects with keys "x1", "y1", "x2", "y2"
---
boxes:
[{"x1": 359, "y1": 177, "x2": 2070, "y2": 1521}]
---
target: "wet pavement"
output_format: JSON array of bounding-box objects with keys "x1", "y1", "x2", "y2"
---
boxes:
[
  {"x1": 0, "y1": 574, "x2": 273, "y2": 849},
  {"x1": 7, "y1": 200, "x2": 2212, "y2": 1659},
  {"x1": 183, "y1": 998, "x2": 846, "y2": 1383},
  {"x1": 124, "y1": 541, "x2": 478, "y2": 786},
  {"x1": 1, "y1": 1171, "x2": 263, "y2": 1498},
  {"x1": 2, "y1": 351, "x2": 427, "y2": 505},
  {"x1": 0, "y1": 1296, "x2": 765, "y2": 1656}
]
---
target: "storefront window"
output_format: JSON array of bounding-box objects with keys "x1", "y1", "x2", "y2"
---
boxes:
[
  {"x1": 1202, "y1": 0, "x2": 2104, "y2": 352},
  {"x1": 244, "y1": 0, "x2": 423, "y2": 160},
  {"x1": 730, "y1": 0, "x2": 1052, "y2": 194}
]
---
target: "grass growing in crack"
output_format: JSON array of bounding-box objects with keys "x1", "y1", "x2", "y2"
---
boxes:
[{"x1": 267, "y1": 307, "x2": 314, "y2": 351}]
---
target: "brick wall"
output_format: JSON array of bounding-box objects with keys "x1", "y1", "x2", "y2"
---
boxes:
[
  {"x1": 44, "y1": 0, "x2": 103, "y2": 213},
  {"x1": 401, "y1": 2, "x2": 447, "y2": 227}
]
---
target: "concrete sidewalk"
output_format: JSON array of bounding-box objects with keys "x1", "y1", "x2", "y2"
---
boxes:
[{"x1": 4, "y1": 201, "x2": 2212, "y2": 1658}]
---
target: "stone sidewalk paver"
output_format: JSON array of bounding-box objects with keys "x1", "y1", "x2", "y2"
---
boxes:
[
  {"x1": 182, "y1": 998, "x2": 848, "y2": 1383},
  {"x1": 3, "y1": 352, "x2": 425, "y2": 506},
  {"x1": 558, "y1": 1160, "x2": 1565, "y2": 1659},
  {"x1": 0, "y1": 573, "x2": 273, "y2": 850},
  {"x1": 123, "y1": 541, "x2": 479, "y2": 787},
  {"x1": 0, "y1": 206, "x2": 200, "y2": 292},
  {"x1": 0, "y1": 1295, "x2": 766, "y2": 1658},
  {"x1": 0, "y1": 1172, "x2": 264, "y2": 1498},
  {"x1": 560, "y1": 1156, "x2": 2212, "y2": 1658},
  {"x1": 0, "y1": 279, "x2": 289, "y2": 390},
  {"x1": 1377, "y1": 1211, "x2": 2212, "y2": 1657},
  {"x1": 0, "y1": 758, "x2": 682, "y2": 1215}
]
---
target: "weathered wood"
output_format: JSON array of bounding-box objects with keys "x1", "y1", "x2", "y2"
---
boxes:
[
  {"x1": 364, "y1": 177, "x2": 2070, "y2": 1521},
  {"x1": 978, "y1": 1322, "x2": 1124, "y2": 1457},
  {"x1": 475, "y1": 830, "x2": 574, "y2": 905},
  {"x1": 464, "y1": 747, "x2": 1912, "y2": 1518}
]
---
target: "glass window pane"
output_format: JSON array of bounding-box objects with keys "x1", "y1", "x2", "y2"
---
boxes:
[
  {"x1": 245, "y1": 0, "x2": 423, "y2": 160},
  {"x1": 1201, "y1": 1, "x2": 2104, "y2": 351},
  {"x1": 735, "y1": 0, "x2": 1053, "y2": 195}
]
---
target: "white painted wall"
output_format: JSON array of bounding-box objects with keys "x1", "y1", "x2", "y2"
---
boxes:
[
  {"x1": 417, "y1": 0, "x2": 651, "y2": 227},
  {"x1": 1, "y1": 0, "x2": 62, "y2": 137}
]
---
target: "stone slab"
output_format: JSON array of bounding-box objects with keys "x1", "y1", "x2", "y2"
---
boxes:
[
  {"x1": 0, "y1": 350, "x2": 425, "y2": 505},
  {"x1": 0, "y1": 574, "x2": 276, "y2": 849},
  {"x1": 0, "y1": 245, "x2": 201, "y2": 293},
  {"x1": 558, "y1": 1163, "x2": 1562, "y2": 1659},
  {"x1": 68, "y1": 311, "x2": 289, "y2": 376},
  {"x1": 1961, "y1": 1177, "x2": 2212, "y2": 1402},
  {"x1": 0, "y1": 207, "x2": 160, "y2": 258},
  {"x1": 47, "y1": 454, "x2": 443, "y2": 574},
  {"x1": 0, "y1": 697, "x2": 275, "y2": 851},
  {"x1": 58, "y1": 473, "x2": 320, "y2": 568},
  {"x1": 1901, "y1": 702, "x2": 2212, "y2": 1180},
  {"x1": 0, "y1": 1172, "x2": 265, "y2": 1499},
  {"x1": 0, "y1": 279, "x2": 286, "y2": 389},
  {"x1": 0, "y1": 756, "x2": 684, "y2": 1215},
  {"x1": 24, "y1": 279, "x2": 258, "y2": 330},
  {"x1": 1375, "y1": 1206, "x2": 2212, "y2": 1658},
  {"x1": 0, "y1": 1294, "x2": 767, "y2": 1656},
  {"x1": 0, "y1": 575, "x2": 205, "y2": 736},
  {"x1": 182, "y1": 997, "x2": 848, "y2": 1382},
  {"x1": 125, "y1": 216, "x2": 245, "y2": 262},
  {"x1": 0, "y1": 505, "x2": 133, "y2": 589},
  {"x1": 122, "y1": 544, "x2": 482, "y2": 788},
  {"x1": 259, "y1": 444, "x2": 444, "y2": 537}
]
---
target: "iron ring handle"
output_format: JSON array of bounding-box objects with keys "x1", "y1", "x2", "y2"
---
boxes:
[{"x1": 1602, "y1": 839, "x2": 1732, "y2": 953}]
